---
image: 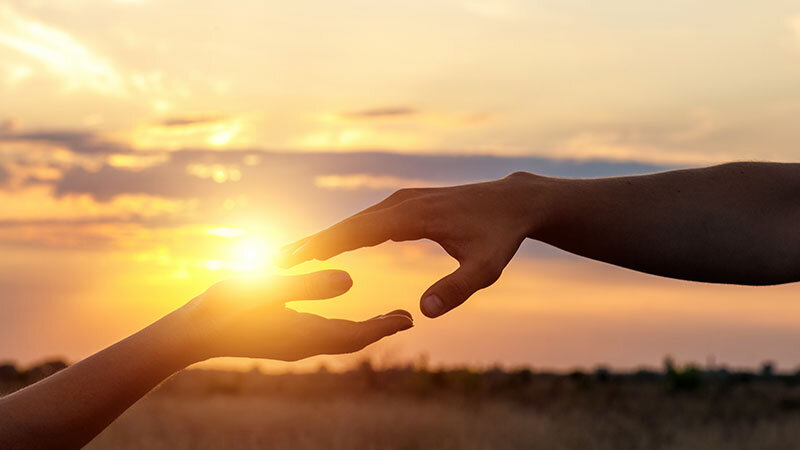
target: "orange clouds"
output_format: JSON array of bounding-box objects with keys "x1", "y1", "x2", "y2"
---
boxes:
[{"x1": 315, "y1": 174, "x2": 445, "y2": 190}]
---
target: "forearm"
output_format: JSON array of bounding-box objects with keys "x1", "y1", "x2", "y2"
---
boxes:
[
  {"x1": 0, "y1": 309, "x2": 198, "y2": 450},
  {"x1": 521, "y1": 162, "x2": 800, "y2": 285}
]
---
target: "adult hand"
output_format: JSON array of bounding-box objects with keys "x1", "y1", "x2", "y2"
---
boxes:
[
  {"x1": 278, "y1": 173, "x2": 547, "y2": 318},
  {"x1": 182, "y1": 270, "x2": 414, "y2": 363}
]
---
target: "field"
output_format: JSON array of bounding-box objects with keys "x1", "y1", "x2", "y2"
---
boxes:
[
  {"x1": 86, "y1": 393, "x2": 800, "y2": 450},
  {"x1": 90, "y1": 364, "x2": 800, "y2": 449},
  {"x1": 7, "y1": 361, "x2": 800, "y2": 449}
]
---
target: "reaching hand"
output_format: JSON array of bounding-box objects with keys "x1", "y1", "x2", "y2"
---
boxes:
[
  {"x1": 278, "y1": 173, "x2": 543, "y2": 318},
  {"x1": 0, "y1": 269, "x2": 413, "y2": 450},
  {"x1": 183, "y1": 270, "x2": 414, "y2": 362}
]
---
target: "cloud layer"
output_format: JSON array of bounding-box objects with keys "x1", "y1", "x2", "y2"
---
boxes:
[{"x1": 0, "y1": 125, "x2": 669, "y2": 251}]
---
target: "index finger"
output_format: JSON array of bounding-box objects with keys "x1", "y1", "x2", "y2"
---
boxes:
[
  {"x1": 277, "y1": 204, "x2": 424, "y2": 268},
  {"x1": 278, "y1": 188, "x2": 433, "y2": 255},
  {"x1": 208, "y1": 270, "x2": 353, "y2": 306}
]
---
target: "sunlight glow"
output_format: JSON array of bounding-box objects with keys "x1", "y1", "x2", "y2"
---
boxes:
[
  {"x1": 203, "y1": 259, "x2": 224, "y2": 271},
  {"x1": 197, "y1": 229, "x2": 279, "y2": 273},
  {"x1": 208, "y1": 123, "x2": 241, "y2": 147},
  {"x1": 206, "y1": 226, "x2": 246, "y2": 239},
  {"x1": 229, "y1": 235, "x2": 277, "y2": 272},
  {"x1": 315, "y1": 174, "x2": 444, "y2": 190},
  {"x1": 186, "y1": 164, "x2": 242, "y2": 183}
]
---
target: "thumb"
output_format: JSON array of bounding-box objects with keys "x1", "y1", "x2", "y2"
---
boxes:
[{"x1": 420, "y1": 260, "x2": 502, "y2": 318}]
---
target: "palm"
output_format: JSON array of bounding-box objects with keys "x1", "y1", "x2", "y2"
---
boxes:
[{"x1": 184, "y1": 271, "x2": 413, "y2": 362}]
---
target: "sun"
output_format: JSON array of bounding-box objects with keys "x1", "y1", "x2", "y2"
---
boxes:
[
  {"x1": 229, "y1": 235, "x2": 278, "y2": 272},
  {"x1": 203, "y1": 226, "x2": 279, "y2": 273}
]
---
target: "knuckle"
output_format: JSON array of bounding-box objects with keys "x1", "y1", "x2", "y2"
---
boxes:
[
  {"x1": 388, "y1": 188, "x2": 417, "y2": 202},
  {"x1": 484, "y1": 267, "x2": 503, "y2": 285},
  {"x1": 420, "y1": 216, "x2": 444, "y2": 239},
  {"x1": 472, "y1": 257, "x2": 504, "y2": 286},
  {"x1": 479, "y1": 257, "x2": 503, "y2": 287},
  {"x1": 388, "y1": 189, "x2": 406, "y2": 200},
  {"x1": 411, "y1": 199, "x2": 445, "y2": 237},
  {"x1": 387, "y1": 199, "x2": 429, "y2": 241},
  {"x1": 301, "y1": 276, "x2": 313, "y2": 299},
  {"x1": 443, "y1": 275, "x2": 472, "y2": 299}
]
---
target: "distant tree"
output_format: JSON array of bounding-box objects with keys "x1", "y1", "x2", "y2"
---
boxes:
[
  {"x1": 664, "y1": 356, "x2": 677, "y2": 376},
  {"x1": 0, "y1": 363, "x2": 20, "y2": 383},
  {"x1": 515, "y1": 368, "x2": 533, "y2": 385},
  {"x1": 761, "y1": 361, "x2": 775, "y2": 378},
  {"x1": 594, "y1": 366, "x2": 611, "y2": 382},
  {"x1": 667, "y1": 364, "x2": 703, "y2": 392}
]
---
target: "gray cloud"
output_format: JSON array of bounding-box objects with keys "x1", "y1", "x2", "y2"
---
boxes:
[
  {"x1": 0, "y1": 127, "x2": 674, "y2": 242},
  {"x1": 156, "y1": 115, "x2": 228, "y2": 127},
  {"x1": 0, "y1": 130, "x2": 680, "y2": 258},
  {"x1": 0, "y1": 130, "x2": 129, "y2": 154},
  {"x1": 40, "y1": 149, "x2": 671, "y2": 257},
  {"x1": 341, "y1": 107, "x2": 418, "y2": 119},
  {"x1": 52, "y1": 149, "x2": 670, "y2": 224},
  {"x1": 56, "y1": 150, "x2": 670, "y2": 199},
  {"x1": 0, "y1": 127, "x2": 672, "y2": 203}
]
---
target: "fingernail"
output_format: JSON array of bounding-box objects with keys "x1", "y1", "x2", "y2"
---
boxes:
[
  {"x1": 291, "y1": 241, "x2": 310, "y2": 257},
  {"x1": 275, "y1": 245, "x2": 297, "y2": 267},
  {"x1": 382, "y1": 313, "x2": 414, "y2": 323},
  {"x1": 383, "y1": 315, "x2": 414, "y2": 330},
  {"x1": 421, "y1": 294, "x2": 445, "y2": 317},
  {"x1": 329, "y1": 272, "x2": 352, "y2": 289}
]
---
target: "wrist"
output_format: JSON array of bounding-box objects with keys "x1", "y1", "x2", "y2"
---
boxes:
[
  {"x1": 501, "y1": 171, "x2": 567, "y2": 241},
  {"x1": 147, "y1": 306, "x2": 210, "y2": 369}
]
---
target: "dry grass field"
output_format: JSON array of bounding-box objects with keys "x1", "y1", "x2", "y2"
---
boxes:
[
  {"x1": 85, "y1": 393, "x2": 800, "y2": 450},
  {"x1": 6, "y1": 361, "x2": 800, "y2": 449},
  {"x1": 80, "y1": 364, "x2": 800, "y2": 450}
]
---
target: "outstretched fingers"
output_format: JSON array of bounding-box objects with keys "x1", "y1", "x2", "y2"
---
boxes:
[
  {"x1": 278, "y1": 188, "x2": 434, "y2": 257},
  {"x1": 210, "y1": 270, "x2": 354, "y2": 306},
  {"x1": 277, "y1": 205, "x2": 424, "y2": 268},
  {"x1": 272, "y1": 270, "x2": 354, "y2": 302},
  {"x1": 313, "y1": 310, "x2": 414, "y2": 354},
  {"x1": 348, "y1": 188, "x2": 433, "y2": 218}
]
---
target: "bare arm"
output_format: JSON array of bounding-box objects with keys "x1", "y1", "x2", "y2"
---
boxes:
[
  {"x1": 536, "y1": 162, "x2": 800, "y2": 286},
  {"x1": 279, "y1": 162, "x2": 800, "y2": 317},
  {"x1": 0, "y1": 271, "x2": 412, "y2": 449}
]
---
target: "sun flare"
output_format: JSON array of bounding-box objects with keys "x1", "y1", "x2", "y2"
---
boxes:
[
  {"x1": 200, "y1": 227, "x2": 280, "y2": 273},
  {"x1": 230, "y1": 235, "x2": 277, "y2": 272}
]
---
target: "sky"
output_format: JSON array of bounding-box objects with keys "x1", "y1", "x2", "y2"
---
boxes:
[{"x1": 1, "y1": 0, "x2": 800, "y2": 372}]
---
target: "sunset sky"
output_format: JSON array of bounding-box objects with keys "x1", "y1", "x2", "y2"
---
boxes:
[{"x1": 2, "y1": 0, "x2": 800, "y2": 372}]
